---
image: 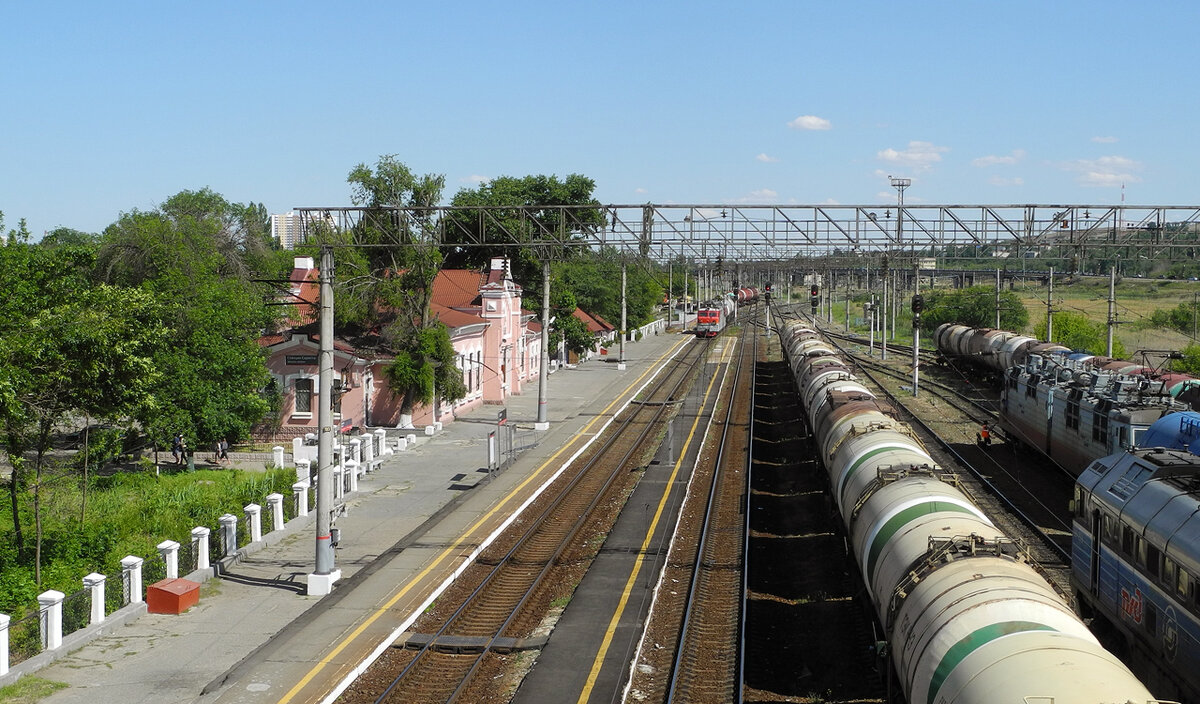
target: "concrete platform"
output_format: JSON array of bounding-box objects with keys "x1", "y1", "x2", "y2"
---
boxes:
[{"x1": 30, "y1": 332, "x2": 694, "y2": 704}]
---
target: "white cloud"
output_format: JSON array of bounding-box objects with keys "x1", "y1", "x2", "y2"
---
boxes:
[
  {"x1": 459, "y1": 174, "x2": 488, "y2": 184},
  {"x1": 787, "y1": 115, "x2": 831, "y2": 131},
  {"x1": 1059, "y1": 155, "x2": 1141, "y2": 187},
  {"x1": 635, "y1": 187, "x2": 648, "y2": 194},
  {"x1": 1092, "y1": 136, "x2": 1118, "y2": 143},
  {"x1": 971, "y1": 149, "x2": 1026, "y2": 167},
  {"x1": 988, "y1": 176, "x2": 1025, "y2": 187},
  {"x1": 755, "y1": 153, "x2": 780, "y2": 163},
  {"x1": 876, "y1": 141, "x2": 948, "y2": 170},
  {"x1": 728, "y1": 189, "x2": 779, "y2": 204}
]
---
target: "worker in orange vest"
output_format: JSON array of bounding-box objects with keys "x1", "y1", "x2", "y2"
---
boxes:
[{"x1": 978, "y1": 422, "x2": 992, "y2": 447}]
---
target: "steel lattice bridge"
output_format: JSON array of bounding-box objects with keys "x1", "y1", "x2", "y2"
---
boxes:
[{"x1": 295, "y1": 203, "x2": 1200, "y2": 264}]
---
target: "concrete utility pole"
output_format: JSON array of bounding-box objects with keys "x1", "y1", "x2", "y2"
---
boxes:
[
  {"x1": 618, "y1": 261, "x2": 627, "y2": 371},
  {"x1": 668, "y1": 261, "x2": 673, "y2": 321},
  {"x1": 1107, "y1": 266, "x2": 1117, "y2": 357},
  {"x1": 881, "y1": 261, "x2": 889, "y2": 361},
  {"x1": 1046, "y1": 266, "x2": 1055, "y2": 342},
  {"x1": 535, "y1": 260, "x2": 550, "y2": 430},
  {"x1": 845, "y1": 275, "x2": 851, "y2": 331},
  {"x1": 309, "y1": 246, "x2": 340, "y2": 596},
  {"x1": 995, "y1": 268, "x2": 1002, "y2": 329},
  {"x1": 868, "y1": 298, "x2": 876, "y2": 355}
]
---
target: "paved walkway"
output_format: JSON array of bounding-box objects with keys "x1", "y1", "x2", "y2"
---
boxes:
[{"x1": 30, "y1": 332, "x2": 691, "y2": 704}]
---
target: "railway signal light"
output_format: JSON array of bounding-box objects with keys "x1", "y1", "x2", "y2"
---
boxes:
[
  {"x1": 911, "y1": 294, "x2": 924, "y2": 314},
  {"x1": 810, "y1": 284, "x2": 819, "y2": 297}
]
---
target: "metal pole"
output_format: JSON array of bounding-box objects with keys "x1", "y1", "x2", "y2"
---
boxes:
[
  {"x1": 913, "y1": 321, "x2": 920, "y2": 398},
  {"x1": 535, "y1": 260, "x2": 550, "y2": 429}
]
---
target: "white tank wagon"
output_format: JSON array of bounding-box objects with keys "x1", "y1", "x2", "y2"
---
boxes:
[{"x1": 779, "y1": 320, "x2": 1162, "y2": 703}]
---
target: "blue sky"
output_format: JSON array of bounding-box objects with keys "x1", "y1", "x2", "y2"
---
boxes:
[{"x1": 3, "y1": 1, "x2": 1196, "y2": 238}]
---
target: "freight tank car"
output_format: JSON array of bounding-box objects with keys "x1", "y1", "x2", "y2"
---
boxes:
[
  {"x1": 1072, "y1": 439, "x2": 1200, "y2": 702},
  {"x1": 781, "y1": 319, "x2": 1158, "y2": 703}
]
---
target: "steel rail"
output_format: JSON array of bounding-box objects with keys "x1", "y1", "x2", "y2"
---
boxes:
[
  {"x1": 370, "y1": 338, "x2": 712, "y2": 704},
  {"x1": 664, "y1": 310, "x2": 757, "y2": 703}
]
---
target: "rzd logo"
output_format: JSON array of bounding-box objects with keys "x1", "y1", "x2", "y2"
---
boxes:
[
  {"x1": 1120, "y1": 587, "x2": 1143, "y2": 624},
  {"x1": 1163, "y1": 605, "x2": 1179, "y2": 662}
]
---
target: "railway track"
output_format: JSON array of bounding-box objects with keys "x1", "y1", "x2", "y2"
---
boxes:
[
  {"x1": 623, "y1": 314, "x2": 756, "y2": 703},
  {"x1": 338, "y1": 338, "x2": 712, "y2": 703}
]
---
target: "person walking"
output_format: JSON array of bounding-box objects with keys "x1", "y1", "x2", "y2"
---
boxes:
[
  {"x1": 216, "y1": 438, "x2": 231, "y2": 465},
  {"x1": 172, "y1": 433, "x2": 185, "y2": 465},
  {"x1": 977, "y1": 422, "x2": 992, "y2": 447}
]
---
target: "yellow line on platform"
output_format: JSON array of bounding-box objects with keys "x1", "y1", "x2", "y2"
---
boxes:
[
  {"x1": 277, "y1": 337, "x2": 690, "y2": 704},
  {"x1": 575, "y1": 339, "x2": 733, "y2": 703}
]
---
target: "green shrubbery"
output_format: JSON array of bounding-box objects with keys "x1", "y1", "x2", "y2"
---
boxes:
[{"x1": 0, "y1": 468, "x2": 294, "y2": 614}]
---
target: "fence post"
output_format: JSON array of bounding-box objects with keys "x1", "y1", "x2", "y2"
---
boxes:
[
  {"x1": 374, "y1": 428, "x2": 390, "y2": 455},
  {"x1": 157, "y1": 540, "x2": 180, "y2": 579},
  {"x1": 296, "y1": 458, "x2": 311, "y2": 483},
  {"x1": 349, "y1": 438, "x2": 361, "y2": 464},
  {"x1": 272, "y1": 445, "x2": 285, "y2": 469},
  {"x1": 333, "y1": 466, "x2": 345, "y2": 499},
  {"x1": 120, "y1": 556, "x2": 144, "y2": 605},
  {"x1": 0, "y1": 612, "x2": 8, "y2": 676},
  {"x1": 245, "y1": 504, "x2": 262, "y2": 543},
  {"x1": 83, "y1": 573, "x2": 106, "y2": 625},
  {"x1": 266, "y1": 493, "x2": 284, "y2": 532},
  {"x1": 292, "y1": 481, "x2": 309, "y2": 517},
  {"x1": 191, "y1": 527, "x2": 211, "y2": 571},
  {"x1": 360, "y1": 432, "x2": 374, "y2": 470},
  {"x1": 37, "y1": 591, "x2": 65, "y2": 651},
  {"x1": 218, "y1": 514, "x2": 238, "y2": 557},
  {"x1": 345, "y1": 460, "x2": 359, "y2": 492}
]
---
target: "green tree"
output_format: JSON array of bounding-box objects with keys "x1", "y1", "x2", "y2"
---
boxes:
[
  {"x1": 0, "y1": 285, "x2": 162, "y2": 583},
  {"x1": 919, "y1": 286, "x2": 1029, "y2": 333},
  {"x1": 445, "y1": 173, "x2": 606, "y2": 287},
  {"x1": 1170, "y1": 343, "x2": 1200, "y2": 376},
  {"x1": 0, "y1": 235, "x2": 104, "y2": 564},
  {"x1": 1033, "y1": 311, "x2": 1126, "y2": 357},
  {"x1": 323, "y1": 156, "x2": 465, "y2": 426},
  {"x1": 546, "y1": 289, "x2": 596, "y2": 359},
  {"x1": 95, "y1": 191, "x2": 283, "y2": 450}
]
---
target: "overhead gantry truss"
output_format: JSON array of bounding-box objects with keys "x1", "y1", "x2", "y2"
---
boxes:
[{"x1": 295, "y1": 204, "x2": 1200, "y2": 263}]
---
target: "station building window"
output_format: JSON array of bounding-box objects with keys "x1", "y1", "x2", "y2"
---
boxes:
[{"x1": 295, "y1": 378, "x2": 314, "y2": 415}]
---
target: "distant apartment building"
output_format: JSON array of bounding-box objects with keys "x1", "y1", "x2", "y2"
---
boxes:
[{"x1": 270, "y1": 212, "x2": 302, "y2": 249}]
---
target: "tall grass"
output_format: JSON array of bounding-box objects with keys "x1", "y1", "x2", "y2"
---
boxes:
[{"x1": 0, "y1": 468, "x2": 293, "y2": 614}]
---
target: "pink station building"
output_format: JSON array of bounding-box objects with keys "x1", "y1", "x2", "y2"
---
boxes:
[{"x1": 259, "y1": 257, "x2": 542, "y2": 438}]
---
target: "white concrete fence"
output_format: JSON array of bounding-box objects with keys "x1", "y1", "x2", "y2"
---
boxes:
[{"x1": 0, "y1": 430, "x2": 402, "y2": 683}]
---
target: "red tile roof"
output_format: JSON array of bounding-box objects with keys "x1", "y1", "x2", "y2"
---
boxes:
[
  {"x1": 432, "y1": 269, "x2": 485, "y2": 308},
  {"x1": 430, "y1": 303, "x2": 487, "y2": 330},
  {"x1": 588, "y1": 311, "x2": 616, "y2": 331},
  {"x1": 573, "y1": 308, "x2": 606, "y2": 334}
]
